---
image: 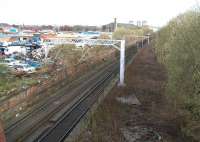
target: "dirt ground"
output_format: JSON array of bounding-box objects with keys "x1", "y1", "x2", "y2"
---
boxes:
[
  {"x1": 75, "y1": 47, "x2": 187, "y2": 142},
  {"x1": 0, "y1": 121, "x2": 5, "y2": 142}
]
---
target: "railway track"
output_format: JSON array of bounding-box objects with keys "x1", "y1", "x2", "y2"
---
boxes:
[
  {"x1": 35, "y1": 47, "x2": 136, "y2": 142},
  {"x1": 35, "y1": 66, "x2": 116, "y2": 142},
  {"x1": 5, "y1": 62, "x2": 118, "y2": 142},
  {"x1": 5, "y1": 45, "x2": 137, "y2": 142},
  {"x1": 4, "y1": 60, "x2": 114, "y2": 130}
]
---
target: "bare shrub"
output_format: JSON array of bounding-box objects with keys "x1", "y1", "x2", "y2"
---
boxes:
[{"x1": 153, "y1": 9, "x2": 200, "y2": 140}]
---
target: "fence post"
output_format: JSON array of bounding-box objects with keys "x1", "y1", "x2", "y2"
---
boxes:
[{"x1": 142, "y1": 37, "x2": 144, "y2": 48}]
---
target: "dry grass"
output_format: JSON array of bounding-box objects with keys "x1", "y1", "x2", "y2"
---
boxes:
[{"x1": 74, "y1": 48, "x2": 187, "y2": 142}]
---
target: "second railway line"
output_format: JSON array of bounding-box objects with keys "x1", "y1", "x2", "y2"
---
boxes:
[{"x1": 5, "y1": 44, "x2": 137, "y2": 142}]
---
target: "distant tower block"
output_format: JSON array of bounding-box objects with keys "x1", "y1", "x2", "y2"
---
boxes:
[
  {"x1": 129, "y1": 20, "x2": 134, "y2": 25},
  {"x1": 142, "y1": 20, "x2": 147, "y2": 26},
  {"x1": 114, "y1": 18, "x2": 118, "y2": 32},
  {"x1": 137, "y1": 21, "x2": 142, "y2": 27}
]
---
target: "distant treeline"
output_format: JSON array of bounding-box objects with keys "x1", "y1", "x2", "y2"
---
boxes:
[
  {"x1": 0, "y1": 23, "x2": 101, "y2": 32},
  {"x1": 0, "y1": 22, "x2": 143, "y2": 32}
]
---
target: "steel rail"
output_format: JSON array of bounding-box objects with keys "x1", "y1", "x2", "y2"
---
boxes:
[
  {"x1": 5, "y1": 62, "x2": 118, "y2": 142},
  {"x1": 35, "y1": 68, "x2": 116, "y2": 142},
  {"x1": 5, "y1": 44, "x2": 137, "y2": 142},
  {"x1": 35, "y1": 46, "x2": 137, "y2": 142}
]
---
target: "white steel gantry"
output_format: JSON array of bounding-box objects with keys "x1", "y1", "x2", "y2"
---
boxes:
[{"x1": 49, "y1": 38, "x2": 126, "y2": 86}]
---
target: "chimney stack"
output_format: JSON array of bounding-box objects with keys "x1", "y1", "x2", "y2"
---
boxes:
[{"x1": 114, "y1": 18, "x2": 117, "y2": 32}]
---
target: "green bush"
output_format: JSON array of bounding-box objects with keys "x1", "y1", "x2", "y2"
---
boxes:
[
  {"x1": 113, "y1": 27, "x2": 152, "y2": 40},
  {"x1": 0, "y1": 64, "x2": 9, "y2": 75},
  {"x1": 153, "y1": 9, "x2": 200, "y2": 139},
  {"x1": 0, "y1": 65, "x2": 38, "y2": 97}
]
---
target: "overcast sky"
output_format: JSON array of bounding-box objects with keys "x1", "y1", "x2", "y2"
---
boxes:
[{"x1": 0, "y1": 0, "x2": 199, "y2": 27}]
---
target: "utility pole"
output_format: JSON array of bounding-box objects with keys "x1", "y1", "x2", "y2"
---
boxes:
[
  {"x1": 147, "y1": 34, "x2": 150, "y2": 45},
  {"x1": 52, "y1": 38, "x2": 126, "y2": 86},
  {"x1": 118, "y1": 40, "x2": 125, "y2": 86}
]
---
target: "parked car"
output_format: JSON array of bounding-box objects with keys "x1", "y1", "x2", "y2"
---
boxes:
[
  {"x1": 3, "y1": 58, "x2": 25, "y2": 67},
  {"x1": 14, "y1": 64, "x2": 36, "y2": 73},
  {"x1": 0, "y1": 47, "x2": 5, "y2": 55},
  {"x1": 0, "y1": 42, "x2": 8, "y2": 47},
  {"x1": 0, "y1": 58, "x2": 16, "y2": 66},
  {"x1": 25, "y1": 59, "x2": 41, "y2": 69}
]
